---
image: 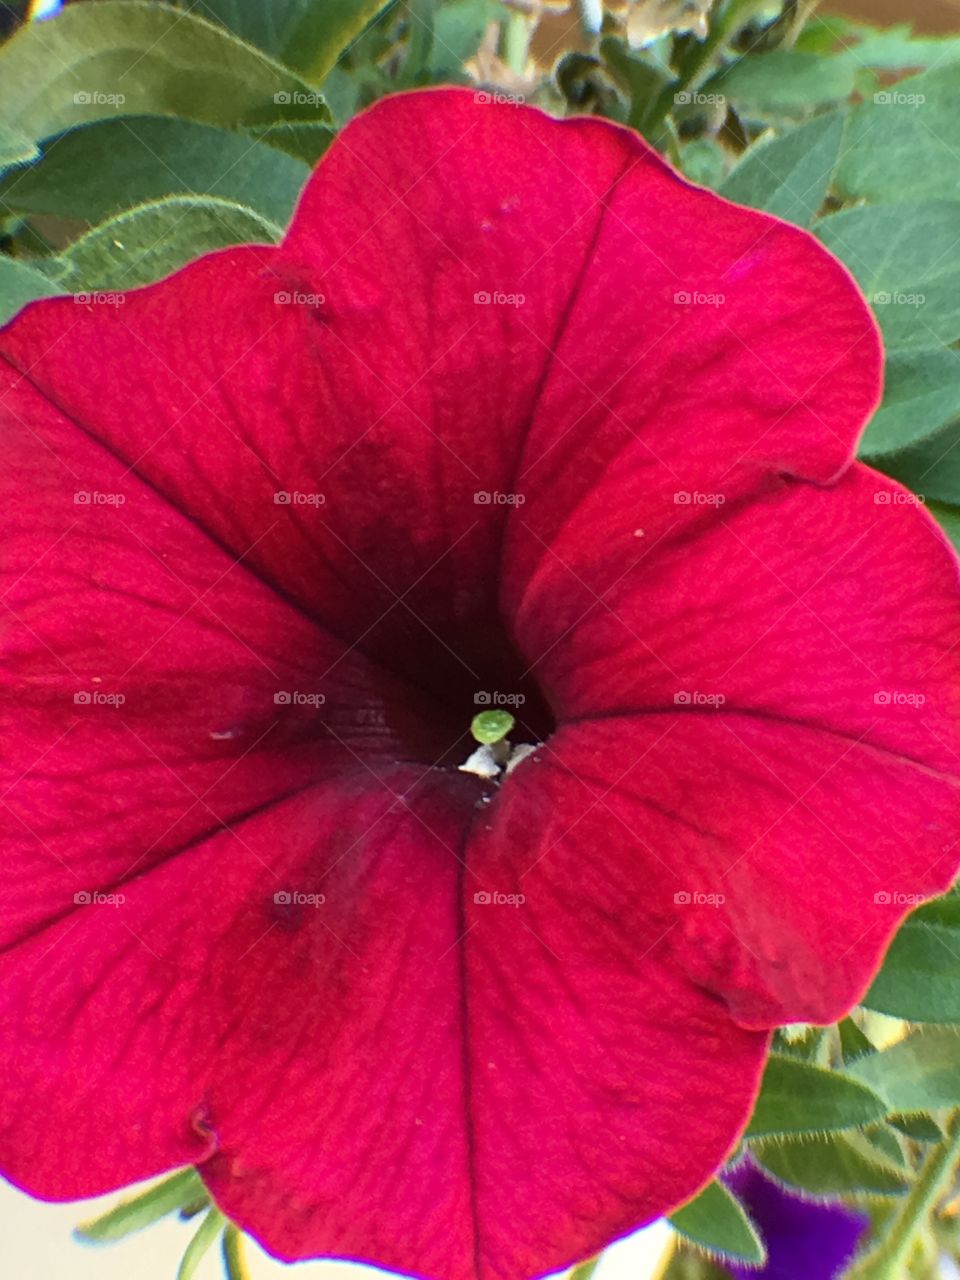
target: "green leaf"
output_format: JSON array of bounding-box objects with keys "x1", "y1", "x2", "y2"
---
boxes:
[
  {"x1": 242, "y1": 119, "x2": 335, "y2": 166},
  {"x1": 0, "y1": 117, "x2": 310, "y2": 227},
  {"x1": 863, "y1": 1122, "x2": 907, "y2": 1168},
  {"x1": 839, "y1": 1017, "x2": 876, "y2": 1065},
  {"x1": 884, "y1": 446, "x2": 960, "y2": 506},
  {"x1": 816, "y1": 202, "x2": 960, "y2": 351},
  {"x1": 773, "y1": 1024, "x2": 826, "y2": 1062},
  {"x1": 913, "y1": 890, "x2": 960, "y2": 927},
  {"x1": 746, "y1": 1054, "x2": 888, "y2": 1138},
  {"x1": 751, "y1": 1132, "x2": 909, "y2": 1199},
  {"x1": 428, "y1": 0, "x2": 501, "y2": 77},
  {"x1": 862, "y1": 909, "x2": 960, "y2": 1023},
  {"x1": 793, "y1": 14, "x2": 852, "y2": 56},
  {"x1": 837, "y1": 66, "x2": 960, "y2": 203},
  {"x1": 302, "y1": 0, "x2": 395, "y2": 80},
  {"x1": 56, "y1": 195, "x2": 281, "y2": 292},
  {"x1": 0, "y1": 121, "x2": 38, "y2": 169},
  {"x1": 711, "y1": 50, "x2": 857, "y2": 119},
  {"x1": 600, "y1": 37, "x2": 676, "y2": 139},
  {"x1": 668, "y1": 1180, "x2": 765, "y2": 1266},
  {"x1": 166, "y1": 0, "x2": 313, "y2": 60},
  {"x1": 169, "y1": 0, "x2": 395, "y2": 81},
  {"x1": 799, "y1": 17, "x2": 960, "y2": 71},
  {"x1": 0, "y1": 253, "x2": 62, "y2": 323},
  {"x1": 927, "y1": 502, "x2": 960, "y2": 555},
  {"x1": 679, "y1": 139, "x2": 726, "y2": 190},
  {"x1": 177, "y1": 1207, "x2": 225, "y2": 1280},
  {"x1": 860, "y1": 349, "x2": 960, "y2": 458},
  {"x1": 720, "y1": 112, "x2": 844, "y2": 228},
  {"x1": 879, "y1": 434, "x2": 960, "y2": 506},
  {"x1": 76, "y1": 1168, "x2": 207, "y2": 1242},
  {"x1": 398, "y1": 0, "x2": 436, "y2": 88},
  {"x1": 889, "y1": 1112, "x2": 943, "y2": 1143},
  {"x1": 839, "y1": 24, "x2": 960, "y2": 71},
  {"x1": 845, "y1": 1029, "x2": 960, "y2": 1112},
  {"x1": 0, "y1": 1, "x2": 331, "y2": 147}
]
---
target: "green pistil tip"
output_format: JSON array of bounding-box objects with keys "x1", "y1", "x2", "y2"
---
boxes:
[{"x1": 471, "y1": 710, "x2": 515, "y2": 745}]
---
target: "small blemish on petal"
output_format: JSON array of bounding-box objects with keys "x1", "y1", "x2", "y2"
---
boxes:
[
  {"x1": 190, "y1": 1103, "x2": 219, "y2": 1157},
  {"x1": 724, "y1": 249, "x2": 768, "y2": 283}
]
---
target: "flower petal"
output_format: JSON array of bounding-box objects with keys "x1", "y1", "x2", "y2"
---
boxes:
[
  {"x1": 0, "y1": 763, "x2": 766, "y2": 1280},
  {"x1": 0, "y1": 774, "x2": 474, "y2": 1227},
  {"x1": 0, "y1": 364, "x2": 455, "y2": 947},
  {"x1": 510, "y1": 465, "x2": 960, "y2": 1026},
  {"x1": 0, "y1": 89, "x2": 880, "y2": 704},
  {"x1": 0, "y1": 86, "x2": 940, "y2": 1280},
  {"x1": 724, "y1": 1156, "x2": 867, "y2": 1280}
]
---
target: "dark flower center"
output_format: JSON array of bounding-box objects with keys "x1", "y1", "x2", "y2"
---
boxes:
[
  {"x1": 276, "y1": 558, "x2": 558, "y2": 771},
  {"x1": 402, "y1": 614, "x2": 556, "y2": 767}
]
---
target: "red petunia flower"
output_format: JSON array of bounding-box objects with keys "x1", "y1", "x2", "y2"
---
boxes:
[{"x1": 0, "y1": 87, "x2": 958, "y2": 1280}]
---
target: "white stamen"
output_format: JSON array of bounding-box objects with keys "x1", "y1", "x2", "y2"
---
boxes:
[{"x1": 458, "y1": 744, "x2": 502, "y2": 780}]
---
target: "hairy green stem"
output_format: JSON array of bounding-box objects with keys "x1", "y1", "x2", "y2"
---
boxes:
[
  {"x1": 501, "y1": 6, "x2": 531, "y2": 77},
  {"x1": 222, "y1": 1224, "x2": 253, "y2": 1280},
  {"x1": 644, "y1": 0, "x2": 769, "y2": 146},
  {"x1": 75, "y1": 1167, "x2": 207, "y2": 1243},
  {"x1": 851, "y1": 1109, "x2": 960, "y2": 1279},
  {"x1": 176, "y1": 1207, "x2": 225, "y2": 1280},
  {"x1": 569, "y1": 1257, "x2": 601, "y2": 1280}
]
